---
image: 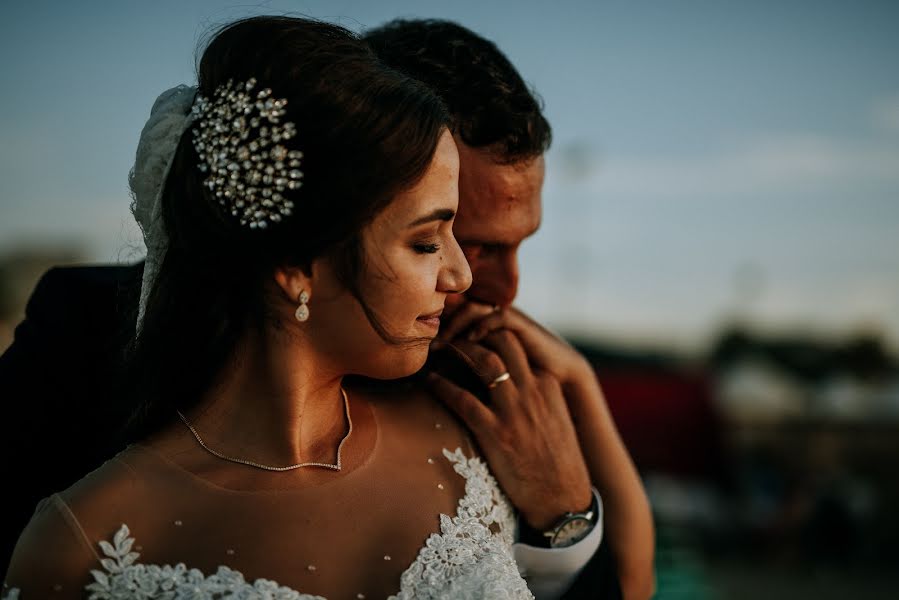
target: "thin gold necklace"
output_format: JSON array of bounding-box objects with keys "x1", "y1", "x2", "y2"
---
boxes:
[{"x1": 177, "y1": 387, "x2": 352, "y2": 472}]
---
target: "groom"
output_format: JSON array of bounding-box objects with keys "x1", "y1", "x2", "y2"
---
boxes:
[
  {"x1": 1, "y1": 19, "x2": 652, "y2": 599},
  {"x1": 365, "y1": 21, "x2": 653, "y2": 600}
]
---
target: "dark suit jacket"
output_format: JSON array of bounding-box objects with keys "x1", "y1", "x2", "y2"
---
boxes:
[
  {"x1": 0, "y1": 263, "x2": 619, "y2": 598},
  {"x1": 0, "y1": 264, "x2": 142, "y2": 573}
]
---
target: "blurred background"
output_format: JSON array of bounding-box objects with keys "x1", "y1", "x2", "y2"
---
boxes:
[{"x1": 1, "y1": 1, "x2": 897, "y2": 598}]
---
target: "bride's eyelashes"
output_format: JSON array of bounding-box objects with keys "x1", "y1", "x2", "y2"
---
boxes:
[
  {"x1": 413, "y1": 241, "x2": 441, "y2": 254},
  {"x1": 411, "y1": 221, "x2": 455, "y2": 254}
]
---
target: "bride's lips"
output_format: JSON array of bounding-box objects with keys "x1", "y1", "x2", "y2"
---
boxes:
[{"x1": 416, "y1": 309, "x2": 443, "y2": 330}]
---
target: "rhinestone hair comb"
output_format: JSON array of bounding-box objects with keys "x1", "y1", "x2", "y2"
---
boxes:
[{"x1": 191, "y1": 78, "x2": 304, "y2": 229}]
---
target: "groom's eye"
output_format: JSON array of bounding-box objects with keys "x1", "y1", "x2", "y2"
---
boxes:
[
  {"x1": 461, "y1": 243, "x2": 503, "y2": 260},
  {"x1": 460, "y1": 244, "x2": 482, "y2": 260},
  {"x1": 480, "y1": 244, "x2": 503, "y2": 256}
]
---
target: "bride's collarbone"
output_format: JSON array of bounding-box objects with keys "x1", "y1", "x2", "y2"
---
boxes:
[
  {"x1": 136, "y1": 397, "x2": 380, "y2": 491},
  {"x1": 128, "y1": 387, "x2": 474, "y2": 498}
]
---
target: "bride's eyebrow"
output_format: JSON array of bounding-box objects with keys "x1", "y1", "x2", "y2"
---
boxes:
[{"x1": 406, "y1": 208, "x2": 455, "y2": 228}]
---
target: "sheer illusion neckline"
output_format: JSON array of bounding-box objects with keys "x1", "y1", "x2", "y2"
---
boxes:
[
  {"x1": 64, "y1": 447, "x2": 529, "y2": 600},
  {"x1": 125, "y1": 395, "x2": 381, "y2": 496}
]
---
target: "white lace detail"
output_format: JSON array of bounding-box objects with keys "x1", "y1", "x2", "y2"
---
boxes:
[
  {"x1": 387, "y1": 448, "x2": 532, "y2": 600},
  {"x1": 80, "y1": 524, "x2": 325, "y2": 599},
  {"x1": 2, "y1": 448, "x2": 532, "y2": 600}
]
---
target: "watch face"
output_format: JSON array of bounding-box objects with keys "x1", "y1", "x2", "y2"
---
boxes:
[{"x1": 551, "y1": 517, "x2": 593, "y2": 548}]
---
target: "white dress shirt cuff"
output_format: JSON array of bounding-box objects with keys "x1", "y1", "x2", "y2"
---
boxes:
[{"x1": 512, "y1": 486, "x2": 604, "y2": 600}]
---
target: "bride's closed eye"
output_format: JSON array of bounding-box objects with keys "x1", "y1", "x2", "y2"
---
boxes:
[
  {"x1": 405, "y1": 208, "x2": 456, "y2": 256},
  {"x1": 413, "y1": 241, "x2": 441, "y2": 254}
]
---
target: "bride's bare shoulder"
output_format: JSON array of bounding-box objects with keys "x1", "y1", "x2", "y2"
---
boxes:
[
  {"x1": 4, "y1": 494, "x2": 99, "y2": 598},
  {"x1": 5, "y1": 453, "x2": 145, "y2": 598},
  {"x1": 37, "y1": 446, "x2": 155, "y2": 547}
]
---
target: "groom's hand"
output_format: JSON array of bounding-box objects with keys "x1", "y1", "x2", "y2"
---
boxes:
[
  {"x1": 434, "y1": 302, "x2": 595, "y2": 403},
  {"x1": 425, "y1": 328, "x2": 593, "y2": 531},
  {"x1": 435, "y1": 301, "x2": 657, "y2": 600}
]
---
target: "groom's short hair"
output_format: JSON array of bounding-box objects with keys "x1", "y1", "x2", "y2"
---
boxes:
[{"x1": 364, "y1": 19, "x2": 551, "y2": 164}]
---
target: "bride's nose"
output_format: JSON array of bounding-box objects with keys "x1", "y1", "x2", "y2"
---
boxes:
[{"x1": 437, "y1": 237, "x2": 472, "y2": 294}]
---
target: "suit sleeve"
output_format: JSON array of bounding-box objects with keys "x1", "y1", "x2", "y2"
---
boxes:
[
  {"x1": 0, "y1": 265, "x2": 139, "y2": 575},
  {"x1": 0, "y1": 269, "x2": 68, "y2": 574}
]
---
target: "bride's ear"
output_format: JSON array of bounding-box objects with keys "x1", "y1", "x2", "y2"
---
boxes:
[{"x1": 273, "y1": 264, "x2": 313, "y2": 305}]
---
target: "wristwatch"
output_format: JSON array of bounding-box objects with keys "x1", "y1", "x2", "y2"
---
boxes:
[{"x1": 519, "y1": 491, "x2": 599, "y2": 549}]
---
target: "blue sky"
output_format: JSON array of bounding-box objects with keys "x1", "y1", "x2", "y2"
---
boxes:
[{"x1": 1, "y1": 1, "x2": 897, "y2": 352}]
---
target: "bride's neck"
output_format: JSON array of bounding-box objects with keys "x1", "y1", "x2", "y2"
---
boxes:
[{"x1": 183, "y1": 324, "x2": 348, "y2": 467}]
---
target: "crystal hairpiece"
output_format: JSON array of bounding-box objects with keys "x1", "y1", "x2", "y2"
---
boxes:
[{"x1": 191, "y1": 78, "x2": 304, "y2": 229}]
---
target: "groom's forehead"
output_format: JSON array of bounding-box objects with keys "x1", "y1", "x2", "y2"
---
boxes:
[{"x1": 459, "y1": 144, "x2": 544, "y2": 227}]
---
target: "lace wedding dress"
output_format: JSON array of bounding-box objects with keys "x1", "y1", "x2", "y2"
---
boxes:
[{"x1": 3, "y1": 388, "x2": 598, "y2": 599}]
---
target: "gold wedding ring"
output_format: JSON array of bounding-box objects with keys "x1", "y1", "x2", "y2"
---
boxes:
[{"x1": 488, "y1": 372, "x2": 512, "y2": 389}]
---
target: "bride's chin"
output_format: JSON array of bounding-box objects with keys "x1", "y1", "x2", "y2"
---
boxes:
[{"x1": 359, "y1": 346, "x2": 430, "y2": 380}]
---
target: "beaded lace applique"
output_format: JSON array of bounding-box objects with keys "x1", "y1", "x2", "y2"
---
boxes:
[
  {"x1": 389, "y1": 448, "x2": 531, "y2": 599},
  {"x1": 85, "y1": 528, "x2": 323, "y2": 599},
  {"x1": 2, "y1": 448, "x2": 533, "y2": 600}
]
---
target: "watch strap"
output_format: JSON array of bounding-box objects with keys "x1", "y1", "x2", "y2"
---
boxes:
[{"x1": 518, "y1": 489, "x2": 600, "y2": 548}]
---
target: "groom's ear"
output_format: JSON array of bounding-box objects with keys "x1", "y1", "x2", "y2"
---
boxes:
[{"x1": 273, "y1": 264, "x2": 313, "y2": 303}]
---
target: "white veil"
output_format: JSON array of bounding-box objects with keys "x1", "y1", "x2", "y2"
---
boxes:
[{"x1": 128, "y1": 84, "x2": 198, "y2": 333}]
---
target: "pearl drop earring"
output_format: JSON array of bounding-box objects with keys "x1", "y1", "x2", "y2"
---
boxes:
[{"x1": 295, "y1": 290, "x2": 310, "y2": 322}]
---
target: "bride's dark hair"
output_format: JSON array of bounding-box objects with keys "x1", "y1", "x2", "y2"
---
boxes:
[{"x1": 121, "y1": 16, "x2": 448, "y2": 441}]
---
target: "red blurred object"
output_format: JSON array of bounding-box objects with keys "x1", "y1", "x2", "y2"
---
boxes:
[{"x1": 597, "y1": 366, "x2": 729, "y2": 485}]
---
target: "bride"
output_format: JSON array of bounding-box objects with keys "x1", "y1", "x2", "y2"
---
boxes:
[{"x1": 3, "y1": 16, "x2": 596, "y2": 600}]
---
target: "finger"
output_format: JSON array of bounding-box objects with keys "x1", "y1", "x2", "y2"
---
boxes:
[
  {"x1": 425, "y1": 371, "x2": 497, "y2": 437},
  {"x1": 467, "y1": 305, "x2": 540, "y2": 342},
  {"x1": 534, "y1": 370, "x2": 567, "y2": 411},
  {"x1": 465, "y1": 309, "x2": 511, "y2": 342},
  {"x1": 534, "y1": 371, "x2": 582, "y2": 437},
  {"x1": 475, "y1": 330, "x2": 533, "y2": 390},
  {"x1": 436, "y1": 301, "x2": 495, "y2": 344},
  {"x1": 468, "y1": 306, "x2": 569, "y2": 364},
  {"x1": 443, "y1": 340, "x2": 518, "y2": 409},
  {"x1": 434, "y1": 301, "x2": 496, "y2": 345}
]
